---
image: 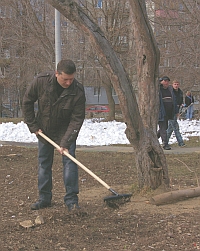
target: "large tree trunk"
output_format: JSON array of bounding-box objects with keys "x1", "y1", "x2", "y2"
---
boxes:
[
  {"x1": 128, "y1": 1, "x2": 169, "y2": 187},
  {"x1": 46, "y1": 0, "x2": 169, "y2": 189}
]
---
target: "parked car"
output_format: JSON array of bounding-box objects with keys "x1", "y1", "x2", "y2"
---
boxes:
[
  {"x1": 85, "y1": 105, "x2": 110, "y2": 113},
  {"x1": 1, "y1": 104, "x2": 13, "y2": 118}
]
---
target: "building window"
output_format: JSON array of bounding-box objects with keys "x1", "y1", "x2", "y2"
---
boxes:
[
  {"x1": 0, "y1": 6, "x2": 12, "y2": 18},
  {"x1": 112, "y1": 88, "x2": 117, "y2": 96},
  {"x1": 160, "y1": 58, "x2": 170, "y2": 67},
  {"x1": 94, "y1": 87, "x2": 101, "y2": 96},
  {"x1": 118, "y1": 36, "x2": 127, "y2": 44},
  {"x1": 94, "y1": 55, "x2": 99, "y2": 62},
  {"x1": 97, "y1": 17, "x2": 102, "y2": 26},
  {"x1": 179, "y1": 4, "x2": 184, "y2": 11},
  {"x1": 0, "y1": 7, "x2": 6, "y2": 18},
  {"x1": 96, "y1": 0, "x2": 103, "y2": 8},
  {"x1": 1, "y1": 49, "x2": 10, "y2": 58},
  {"x1": 76, "y1": 68, "x2": 84, "y2": 81},
  {"x1": 77, "y1": 51, "x2": 84, "y2": 61},
  {"x1": 62, "y1": 21, "x2": 68, "y2": 27},
  {"x1": 16, "y1": 69, "x2": 20, "y2": 78},
  {"x1": 158, "y1": 40, "x2": 168, "y2": 49},
  {"x1": 125, "y1": 1, "x2": 129, "y2": 9},
  {"x1": 36, "y1": 13, "x2": 43, "y2": 22},
  {"x1": 0, "y1": 67, "x2": 5, "y2": 77},
  {"x1": 79, "y1": 34, "x2": 85, "y2": 43}
]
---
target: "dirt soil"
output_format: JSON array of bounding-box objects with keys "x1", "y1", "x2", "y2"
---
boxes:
[{"x1": 1, "y1": 144, "x2": 200, "y2": 251}]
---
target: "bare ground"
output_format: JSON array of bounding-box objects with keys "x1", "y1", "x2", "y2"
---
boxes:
[{"x1": 1, "y1": 143, "x2": 200, "y2": 251}]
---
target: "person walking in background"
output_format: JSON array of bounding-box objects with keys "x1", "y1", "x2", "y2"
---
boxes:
[
  {"x1": 167, "y1": 80, "x2": 185, "y2": 147},
  {"x1": 185, "y1": 91, "x2": 194, "y2": 120},
  {"x1": 157, "y1": 76, "x2": 178, "y2": 150},
  {"x1": 22, "y1": 59, "x2": 86, "y2": 211}
]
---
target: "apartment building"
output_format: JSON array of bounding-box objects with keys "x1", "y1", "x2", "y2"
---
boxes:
[{"x1": 1, "y1": 1, "x2": 199, "y2": 117}]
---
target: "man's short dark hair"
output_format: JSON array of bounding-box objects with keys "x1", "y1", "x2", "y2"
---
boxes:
[{"x1": 57, "y1": 59, "x2": 76, "y2": 75}]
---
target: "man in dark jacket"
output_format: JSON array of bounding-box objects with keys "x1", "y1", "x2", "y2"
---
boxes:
[
  {"x1": 167, "y1": 80, "x2": 185, "y2": 147},
  {"x1": 157, "y1": 76, "x2": 178, "y2": 150},
  {"x1": 23, "y1": 59, "x2": 86, "y2": 211}
]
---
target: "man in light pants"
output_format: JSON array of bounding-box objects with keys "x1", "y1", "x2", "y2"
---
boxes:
[{"x1": 167, "y1": 80, "x2": 185, "y2": 147}]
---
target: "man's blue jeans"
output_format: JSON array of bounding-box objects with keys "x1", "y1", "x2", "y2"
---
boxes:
[
  {"x1": 186, "y1": 105, "x2": 194, "y2": 120},
  {"x1": 167, "y1": 116, "x2": 184, "y2": 146},
  {"x1": 38, "y1": 140, "x2": 79, "y2": 206}
]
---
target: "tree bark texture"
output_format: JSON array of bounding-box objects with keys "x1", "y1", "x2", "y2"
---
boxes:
[{"x1": 46, "y1": 0, "x2": 169, "y2": 189}]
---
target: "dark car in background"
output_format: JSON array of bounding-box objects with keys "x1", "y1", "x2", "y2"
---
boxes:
[
  {"x1": 85, "y1": 105, "x2": 110, "y2": 113},
  {"x1": 1, "y1": 104, "x2": 13, "y2": 118}
]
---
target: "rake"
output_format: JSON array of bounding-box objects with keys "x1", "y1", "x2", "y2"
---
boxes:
[{"x1": 38, "y1": 132, "x2": 132, "y2": 208}]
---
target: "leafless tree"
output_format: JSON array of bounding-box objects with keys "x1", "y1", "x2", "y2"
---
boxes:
[
  {"x1": 71, "y1": 0, "x2": 136, "y2": 121},
  {"x1": 0, "y1": 0, "x2": 55, "y2": 117},
  {"x1": 45, "y1": 0, "x2": 169, "y2": 190},
  {"x1": 150, "y1": 0, "x2": 200, "y2": 102}
]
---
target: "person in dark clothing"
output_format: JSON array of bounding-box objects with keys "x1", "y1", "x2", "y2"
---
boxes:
[
  {"x1": 185, "y1": 91, "x2": 194, "y2": 120},
  {"x1": 22, "y1": 59, "x2": 86, "y2": 211},
  {"x1": 157, "y1": 76, "x2": 178, "y2": 150},
  {"x1": 167, "y1": 80, "x2": 185, "y2": 146}
]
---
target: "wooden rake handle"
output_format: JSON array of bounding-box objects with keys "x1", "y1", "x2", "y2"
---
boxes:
[{"x1": 38, "y1": 132, "x2": 110, "y2": 190}]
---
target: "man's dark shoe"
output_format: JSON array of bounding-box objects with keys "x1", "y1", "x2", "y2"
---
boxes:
[
  {"x1": 179, "y1": 143, "x2": 186, "y2": 147},
  {"x1": 67, "y1": 203, "x2": 81, "y2": 212},
  {"x1": 163, "y1": 144, "x2": 171, "y2": 150},
  {"x1": 31, "y1": 201, "x2": 51, "y2": 210}
]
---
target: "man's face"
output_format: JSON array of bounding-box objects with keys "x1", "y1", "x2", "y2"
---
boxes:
[
  {"x1": 56, "y1": 71, "x2": 75, "y2": 88},
  {"x1": 173, "y1": 82, "x2": 180, "y2": 91},
  {"x1": 161, "y1": 80, "x2": 170, "y2": 89}
]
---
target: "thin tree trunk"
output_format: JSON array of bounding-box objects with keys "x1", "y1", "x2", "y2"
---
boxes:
[{"x1": 103, "y1": 81, "x2": 115, "y2": 121}]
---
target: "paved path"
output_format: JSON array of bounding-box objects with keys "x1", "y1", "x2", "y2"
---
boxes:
[
  {"x1": 0, "y1": 141, "x2": 200, "y2": 154},
  {"x1": 76, "y1": 145, "x2": 200, "y2": 154}
]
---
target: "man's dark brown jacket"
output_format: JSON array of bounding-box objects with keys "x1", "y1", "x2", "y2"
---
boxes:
[{"x1": 22, "y1": 71, "x2": 86, "y2": 149}]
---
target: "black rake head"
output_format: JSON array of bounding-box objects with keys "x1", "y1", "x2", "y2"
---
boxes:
[{"x1": 104, "y1": 194, "x2": 132, "y2": 209}]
